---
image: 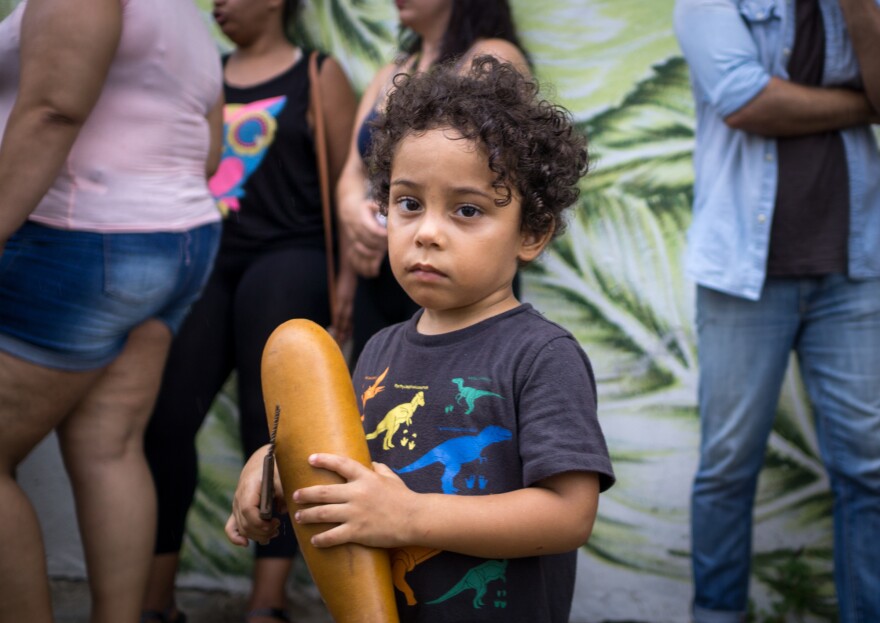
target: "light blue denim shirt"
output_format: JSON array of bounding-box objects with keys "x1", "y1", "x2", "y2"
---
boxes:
[{"x1": 673, "y1": 0, "x2": 880, "y2": 300}]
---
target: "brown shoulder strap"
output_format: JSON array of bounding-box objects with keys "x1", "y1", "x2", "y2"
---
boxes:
[{"x1": 308, "y1": 51, "x2": 337, "y2": 321}]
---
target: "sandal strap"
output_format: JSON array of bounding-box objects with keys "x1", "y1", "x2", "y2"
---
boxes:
[
  {"x1": 246, "y1": 607, "x2": 291, "y2": 622},
  {"x1": 140, "y1": 609, "x2": 187, "y2": 623}
]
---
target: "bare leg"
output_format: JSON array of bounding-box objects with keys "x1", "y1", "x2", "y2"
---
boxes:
[
  {"x1": 57, "y1": 320, "x2": 172, "y2": 623},
  {"x1": 0, "y1": 352, "x2": 102, "y2": 623},
  {"x1": 248, "y1": 557, "x2": 293, "y2": 622}
]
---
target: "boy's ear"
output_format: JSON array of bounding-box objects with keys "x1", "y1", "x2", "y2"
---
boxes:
[{"x1": 517, "y1": 225, "x2": 554, "y2": 263}]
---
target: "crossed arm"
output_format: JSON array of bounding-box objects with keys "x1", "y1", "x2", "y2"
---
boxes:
[
  {"x1": 226, "y1": 445, "x2": 600, "y2": 559},
  {"x1": 674, "y1": 0, "x2": 880, "y2": 138}
]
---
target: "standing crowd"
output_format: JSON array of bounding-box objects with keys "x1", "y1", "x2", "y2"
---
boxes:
[{"x1": 0, "y1": 1, "x2": 877, "y2": 623}]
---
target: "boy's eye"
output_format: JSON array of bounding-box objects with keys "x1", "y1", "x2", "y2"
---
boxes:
[
  {"x1": 455, "y1": 205, "x2": 482, "y2": 218},
  {"x1": 396, "y1": 197, "x2": 421, "y2": 213}
]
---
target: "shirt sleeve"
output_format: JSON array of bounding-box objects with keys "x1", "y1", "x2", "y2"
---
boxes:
[
  {"x1": 516, "y1": 336, "x2": 615, "y2": 492},
  {"x1": 673, "y1": 0, "x2": 773, "y2": 117}
]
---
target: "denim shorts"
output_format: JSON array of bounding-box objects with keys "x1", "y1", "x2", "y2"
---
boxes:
[{"x1": 0, "y1": 221, "x2": 221, "y2": 371}]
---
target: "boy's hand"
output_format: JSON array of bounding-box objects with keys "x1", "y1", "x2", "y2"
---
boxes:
[
  {"x1": 292, "y1": 453, "x2": 415, "y2": 549},
  {"x1": 225, "y1": 445, "x2": 284, "y2": 547}
]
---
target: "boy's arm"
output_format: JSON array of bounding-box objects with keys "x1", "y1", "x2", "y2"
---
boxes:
[
  {"x1": 225, "y1": 444, "x2": 285, "y2": 547},
  {"x1": 292, "y1": 454, "x2": 600, "y2": 558}
]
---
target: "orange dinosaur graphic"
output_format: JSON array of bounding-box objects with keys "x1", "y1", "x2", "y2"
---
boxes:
[
  {"x1": 391, "y1": 546, "x2": 442, "y2": 605},
  {"x1": 361, "y1": 366, "x2": 389, "y2": 410}
]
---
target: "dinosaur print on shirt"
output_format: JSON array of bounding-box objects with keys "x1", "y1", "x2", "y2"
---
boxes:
[
  {"x1": 394, "y1": 425, "x2": 512, "y2": 494},
  {"x1": 427, "y1": 559, "x2": 508, "y2": 609},
  {"x1": 450, "y1": 377, "x2": 503, "y2": 415},
  {"x1": 365, "y1": 390, "x2": 425, "y2": 450}
]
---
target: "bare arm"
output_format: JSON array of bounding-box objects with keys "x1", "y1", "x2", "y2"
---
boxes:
[
  {"x1": 724, "y1": 76, "x2": 878, "y2": 136},
  {"x1": 0, "y1": 0, "x2": 121, "y2": 244},
  {"x1": 205, "y1": 91, "x2": 225, "y2": 179},
  {"x1": 317, "y1": 57, "x2": 359, "y2": 342},
  {"x1": 292, "y1": 454, "x2": 600, "y2": 558},
  {"x1": 334, "y1": 64, "x2": 397, "y2": 277},
  {"x1": 837, "y1": 0, "x2": 880, "y2": 114}
]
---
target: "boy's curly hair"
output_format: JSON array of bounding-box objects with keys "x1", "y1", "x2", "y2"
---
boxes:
[{"x1": 367, "y1": 55, "x2": 588, "y2": 241}]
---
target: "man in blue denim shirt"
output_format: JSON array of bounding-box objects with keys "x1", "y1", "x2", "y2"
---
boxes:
[{"x1": 674, "y1": 0, "x2": 880, "y2": 621}]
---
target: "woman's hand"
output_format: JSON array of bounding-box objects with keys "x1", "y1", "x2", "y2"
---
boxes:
[
  {"x1": 292, "y1": 453, "x2": 416, "y2": 549},
  {"x1": 338, "y1": 197, "x2": 387, "y2": 277}
]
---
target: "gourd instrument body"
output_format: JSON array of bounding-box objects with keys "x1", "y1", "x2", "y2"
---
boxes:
[{"x1": 261, "y1": 319, "x2": 399, "y2": 622}]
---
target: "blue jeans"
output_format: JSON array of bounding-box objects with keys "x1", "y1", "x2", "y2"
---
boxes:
[
  {"x1": 692, "y1": 276, "x2": 880, "y2": 623},
  {"x1": 0, "y1": 221, "x2": 220, "y2": 371}
]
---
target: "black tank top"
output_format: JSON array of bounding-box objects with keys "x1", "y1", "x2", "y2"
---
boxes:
[{"x1": 215, "y1": 51, "x2": 327, "y2": 253}]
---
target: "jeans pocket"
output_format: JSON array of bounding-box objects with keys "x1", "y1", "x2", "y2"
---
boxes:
[{"x1": 103, "y1": 234, "x2": 178, "y2": 305}]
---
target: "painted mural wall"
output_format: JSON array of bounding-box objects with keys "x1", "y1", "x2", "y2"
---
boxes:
[{"x1": 7, "y1": 0, "x2": 855, "y2": 621}]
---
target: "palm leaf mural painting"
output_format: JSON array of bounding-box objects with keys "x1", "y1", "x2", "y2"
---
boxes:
[{"x1": 0, "y1": 0, "x2": 844, "y2": 620}]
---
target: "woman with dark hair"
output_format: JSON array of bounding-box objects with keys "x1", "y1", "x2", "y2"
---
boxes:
[
  {"x1": 337, "y1": 0, "x2": 530, "y2": 364},
  {"x1": 141, "y1": 0, "x2": 356, "y2": 621}
]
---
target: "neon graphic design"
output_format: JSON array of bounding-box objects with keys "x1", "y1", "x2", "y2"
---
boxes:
[{"x1": 208, "y1": 95, "x2": 286, "y2": 216}]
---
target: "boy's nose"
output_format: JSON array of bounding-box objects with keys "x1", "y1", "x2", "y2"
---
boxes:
[{"x1": 413, "y1": 212, "x2": 444, "y2": 248}]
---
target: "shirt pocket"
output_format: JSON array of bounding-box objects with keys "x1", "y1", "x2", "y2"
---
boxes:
[
  {"x1": 738, "y1": 0, "x2": 782, "y2": 67},
  {"x1": 738, "y1": 0, "x2": 779, "y2": 23}
]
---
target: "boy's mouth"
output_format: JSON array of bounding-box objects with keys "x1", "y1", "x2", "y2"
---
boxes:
[{"x1": 408, "y1": 263, "x2": 447, "y2": 278}]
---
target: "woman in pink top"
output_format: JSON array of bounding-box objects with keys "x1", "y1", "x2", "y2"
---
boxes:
[{"x1": 0, "y1": 0, "x2": 223, "y2": 621}]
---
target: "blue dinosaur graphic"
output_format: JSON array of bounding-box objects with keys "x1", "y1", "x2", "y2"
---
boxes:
[
  {"x1": 394, "y1": 425, "x2": 512, "y2": 494},
  {"x1": 451, "y1": 378, "x2": 503, "y2": 415}
]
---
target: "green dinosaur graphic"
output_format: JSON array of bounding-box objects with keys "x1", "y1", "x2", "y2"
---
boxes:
[
  {"x1": 450, "y1": 378, "x2": 503, "y2": 415},
  {"x1": 427, "y1": 559, "x2": 508, "y2": 609}
]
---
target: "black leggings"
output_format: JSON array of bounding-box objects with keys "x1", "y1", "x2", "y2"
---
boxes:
[{"x1": 145, "y1": 244, "x2": 330, "y2": 558}]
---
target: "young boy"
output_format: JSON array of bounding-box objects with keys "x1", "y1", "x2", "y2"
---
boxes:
[{"x1": 227, "y1": 56, "x2": 615, "y2": 622}]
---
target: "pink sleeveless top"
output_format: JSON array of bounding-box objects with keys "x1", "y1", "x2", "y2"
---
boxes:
[{"x1": 0, "y1": 0, "x2": 223, "y2": 232}]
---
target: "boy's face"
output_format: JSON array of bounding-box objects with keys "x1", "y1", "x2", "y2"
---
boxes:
[{"x1": 386, "y1": 128, "x2": 549, "y2": 332}]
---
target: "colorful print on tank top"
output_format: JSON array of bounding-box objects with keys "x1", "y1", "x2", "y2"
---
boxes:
[{"x1": 209, "y1": 96, "x2": 286, "y2": 216}]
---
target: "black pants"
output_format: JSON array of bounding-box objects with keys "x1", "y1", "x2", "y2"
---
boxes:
[{"x1": 145, "y1": 244, "x2": 330, "y2": 558}]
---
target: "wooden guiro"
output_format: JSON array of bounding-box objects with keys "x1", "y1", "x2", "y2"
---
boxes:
[{"x1": 261, "y1": 319, "x2": 399, "y2": 623}]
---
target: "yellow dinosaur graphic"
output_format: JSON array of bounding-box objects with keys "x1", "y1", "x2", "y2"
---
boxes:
[{"x1": 365, "y1": 391, "x2": 425, "y2": 450}]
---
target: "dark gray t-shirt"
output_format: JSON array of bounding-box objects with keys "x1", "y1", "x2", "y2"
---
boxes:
[
  {"x1": 353, "y1": 304, "x2": 614, "y2": 623},
  {"x1": 769, "y1": 0, "x2": 849, "y2": 276}
]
